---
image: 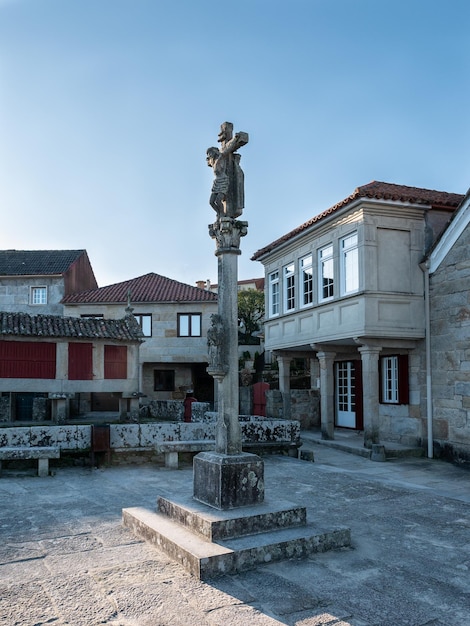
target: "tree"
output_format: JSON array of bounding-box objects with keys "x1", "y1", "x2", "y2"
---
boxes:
[{"x1": 238, "y1": 289, "x2": 265, "y2": 344}]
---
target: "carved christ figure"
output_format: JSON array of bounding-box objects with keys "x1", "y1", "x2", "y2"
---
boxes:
[{"x1": 206, "y1": 122, "x2": 248, "y2": 219}]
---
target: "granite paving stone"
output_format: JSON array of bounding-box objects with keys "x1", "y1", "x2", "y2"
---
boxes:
[{"x1": 0, "y1": 440, "x2": 469, "y2": 625}]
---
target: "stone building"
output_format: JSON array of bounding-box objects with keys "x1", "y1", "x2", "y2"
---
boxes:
[
  {"x1": 252, "y1": 181, "x2": 465, "y2": 453},
  {"x1": 0, "y1": 310, "x2": 143, "y2": 422},
  {"x1": 62, "y1": 273, "x2": 218, "y2": 404},
  {"x1": 0, "y1": 249, "x2": 97, "y2": 316},
  {"x1": 425, "y1": 187, "x2": 470, "y2": 463}
]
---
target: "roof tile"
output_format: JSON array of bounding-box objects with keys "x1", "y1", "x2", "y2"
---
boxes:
[
  {"x1": 0, "y1": 311, "x2": 144, "y2": 342},
  {"x1": 252, "y1": 181, "x2": 465, "y2": 260},
  {"x1": 62, "y1": 273, "x2": 218, "y2": 305},
  {"x1": 0, "y1": 250, "x2": 86, "y2": 276}
]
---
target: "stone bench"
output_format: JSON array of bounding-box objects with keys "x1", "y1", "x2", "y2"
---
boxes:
[
  {"x1": 0, "y1": 446, "x2": 60, "y2": 477},
  {"x1": 155, "y1": 440, "x2": 215, "y2": 469},
  {"x1": 155, "y1": 439, "x2": 301, "y2": 469}
]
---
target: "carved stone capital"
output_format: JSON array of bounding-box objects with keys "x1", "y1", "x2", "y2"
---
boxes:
[{"x1": 209, "y1": 217, "x2": 248, "y2": 254}]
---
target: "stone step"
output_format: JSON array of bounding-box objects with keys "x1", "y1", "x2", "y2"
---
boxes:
[
  {"x1": 122, "y1": 505, "x2": 351, "y2": 580},
  {"x1": 302, "y1": 434, "x2": 424, "y2": 460},
  {"x1": 157, "y1": 494, "x2": 307, "y2": 540}
]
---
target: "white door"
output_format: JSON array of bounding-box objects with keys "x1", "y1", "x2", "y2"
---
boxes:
[{"x1": 335, "y1": 361, "x2": 356, "y2": 428}]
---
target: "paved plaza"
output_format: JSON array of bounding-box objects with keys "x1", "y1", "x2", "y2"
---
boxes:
[{"x1": 0, "y1": 436, "x2": 469, "y2": 625}]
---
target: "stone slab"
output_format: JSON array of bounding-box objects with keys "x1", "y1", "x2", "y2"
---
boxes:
[
  {"x1": 157, "y1": 494, "x2": 307, "y2": 540},
  {"x1": 122, "y1": 505, "x2": 351, "y2": 580},
  {"x1": 193, "y1": 451, "x2": 264, "y2": 510},
  {"x1": 0, "y1": 446, "x2": 60, "y2": 460}
]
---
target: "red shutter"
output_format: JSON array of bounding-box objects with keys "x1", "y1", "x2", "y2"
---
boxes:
[
  {"x1": 0, "y1": 341, "x2": 56, "y2": 379},
  {"x1": 68, "y1": 343, "x2": 93, "y2": 380},
  {"x1": 398, "y1": 354, "x2": 409, "y2": 405},
  {"x1": 104, "y1": 345, "x2": 127, "y2": 379}
]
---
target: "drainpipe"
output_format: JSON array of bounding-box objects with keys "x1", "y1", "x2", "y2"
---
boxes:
[{"x1": 421, "y1": 261, "x2": 433, "y2": 458}]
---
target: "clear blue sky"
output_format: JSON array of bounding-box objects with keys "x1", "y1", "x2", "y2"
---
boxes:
[{"x1": 1, "y1": 0, "x2": 469, "y2": 288}]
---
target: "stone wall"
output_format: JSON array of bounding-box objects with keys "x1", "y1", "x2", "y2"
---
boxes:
[
  {"x1": 430, "y1": 219, "x2": 470, "y2": 465},
  {"x1": 265, "y1": 389, "x2": 319, "y2": 428},
  {"x1": 0, "y1": 396, "x2": 10, "y2": 422},
  {"x1": 0, "y1": 418, "x2": 300, "y2": 457},
  {"x1": 142, "y1": 400, "x2": 211, "y2": 422}
]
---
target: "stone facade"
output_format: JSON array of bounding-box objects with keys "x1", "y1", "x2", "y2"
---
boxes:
[
  {"x1": 429, "y1": 202, "x2": 470, "y2": 464},
  {"x1": 62, "y1": 275, "x2": 218, "y2": 404}
]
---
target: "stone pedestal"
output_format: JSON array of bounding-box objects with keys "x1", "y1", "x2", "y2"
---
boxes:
[{"x1": 193, "y1": 451, "x2": 264, "y2": 510}]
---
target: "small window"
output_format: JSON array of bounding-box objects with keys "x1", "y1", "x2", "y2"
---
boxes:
[
  {"x1": 341, "y1": 232, "x2": 359, "y2": 295},
  {"x1": 268, "y1": 271, "x2": 279, "y2": 317},
  {"x1": 31, "y1": 286, "x2": 47, "y2": 305},
  {"x1": 154, "y1": 369, "x2": 175, "y2": 391},
  {"x1": 178, "y1": 313, "x2": 201, "y2": 337},
  {"x1": 300, "y1": 255, "x2": 313, "y2": 307},
  {"x1": 284, "y1": 262, "x2": 295, "y2": 311},
  {"x1": 380, "y1": 355, "x2": 409, "y2": 404},
  {"x1": 319, "y1": 245, "x2": 334, "y2": 301},
  {"x1": 134, "y1": 314, "x2": 152, "y2": 337},
  {"x1": 80, "y1": 314, "x2": 104, "y2": 319}
]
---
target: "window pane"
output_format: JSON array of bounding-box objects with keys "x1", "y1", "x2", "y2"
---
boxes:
[
  {"x1": 178, "y1": 313, "x2": 201, "y2": 337},
  {"x1": 382, "y1": 356, "x2": 398, "y2": 403},
  {"x1": 301, "y1": 255, "x2": 313, "y2": 306},
  {"x1": 342, "y1": 233, "x2": 359, "y2": 294},
  {"x1": 284, "y1": 263, "x2": 295, "y2": 311},
  {"x1": 154, "y1": 369, "x2": 175, "y2": 391},
  {"x1": 179, "y1": 315, "x2": 189, "y2": 336},
  {"x1": 31, "y1": 287, "x2": 47, "y2": 305},
  {"x1": 319, "y1": 246, "x2": 334, "y2": 300},
  {"x1": 134, "y1": 314, "x2": 152, "y2": 337},
  {"x1": 191, "y1": 314, "x2": 201, "y2": 336},
  {"x1": 269, "y1": 271, "x2": 279, "y2": 316}
]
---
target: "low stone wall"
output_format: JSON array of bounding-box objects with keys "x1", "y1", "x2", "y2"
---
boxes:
[
  {"x1": 0, "y1": 418, "x2": 300, "y2": 455},
  {"x1": 141, "y1": 400, "x2": 211, "y2": 422}
]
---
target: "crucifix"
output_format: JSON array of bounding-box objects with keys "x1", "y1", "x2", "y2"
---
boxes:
[{"x1": 206, "y1": 122, "x2": 249, "y2": 219}]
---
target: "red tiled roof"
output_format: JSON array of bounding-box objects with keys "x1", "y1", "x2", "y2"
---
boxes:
[
  {"x1": 0, "y1": 311, "x2": 144, "y2": 342},
  {"x1": 252, "y1": 181, "x2": 465, "y2": 260},
  {"x1": 62, "y1": 273, "x2": 218, "y2": 305}
]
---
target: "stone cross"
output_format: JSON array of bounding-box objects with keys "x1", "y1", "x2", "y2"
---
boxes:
[
  {"x1": 193, "y1": 122, "x2": 264, "y2": 510},
  {"x1": 206, "y1": 121, "x2": 249, "y2": 219}
]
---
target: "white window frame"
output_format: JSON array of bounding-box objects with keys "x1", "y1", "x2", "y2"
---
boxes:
[
  {"x1": 381, "y1": 356, "x2": 398, "y2": 403},
  {"x1": 341, "y1": 232, "x2": 359, "y2": 295},
  {"x1": 268, "y1": 271, "x2": 279, "y2": 317},
  {"x1": 283, "y1": 262, "x2": 296, "y2": 312},
  {"x1": 318, "y1": 244, "x2": 334, "y2": 302},
  {"x1": 30, "y1": 286, "x2": 47, "y2": 305},
  {"x1": 300, "y1": 254, "x2": 313, "y2": 307}
]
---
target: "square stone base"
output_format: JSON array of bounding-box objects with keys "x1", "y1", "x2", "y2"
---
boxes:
[{"x1": 193, "y1": 451, "x2": 264, "y2": 510}]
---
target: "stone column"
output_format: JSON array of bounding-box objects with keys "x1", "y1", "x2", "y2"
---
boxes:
[
  {"x1": 316, "y1": 350, "x2": 336, "y2": 440},
  {"x1": 119, "y1": 397, "x2": 128, "y2": 421},
  {"x1": 358, "y1": 345, "x2": 382, "y2": 448},
  {"x1": 277, "y1": 355, "x2": 292, "y2": 420},
  {"x1": 193, "y1": 218, "x2": 264, "y2": 510},
  {"x1": 310, "y1": 357, "x2": 320, "y2": 390}
]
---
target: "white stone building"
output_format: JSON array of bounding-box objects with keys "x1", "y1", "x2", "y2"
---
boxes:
[{"x1": 252, "y1": 181, "x2": 465, "y2": 453}]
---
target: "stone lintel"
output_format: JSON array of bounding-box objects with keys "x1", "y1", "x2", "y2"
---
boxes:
[{"x1": 193, "y1": 451, "x2": 264, "y2": 510}]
